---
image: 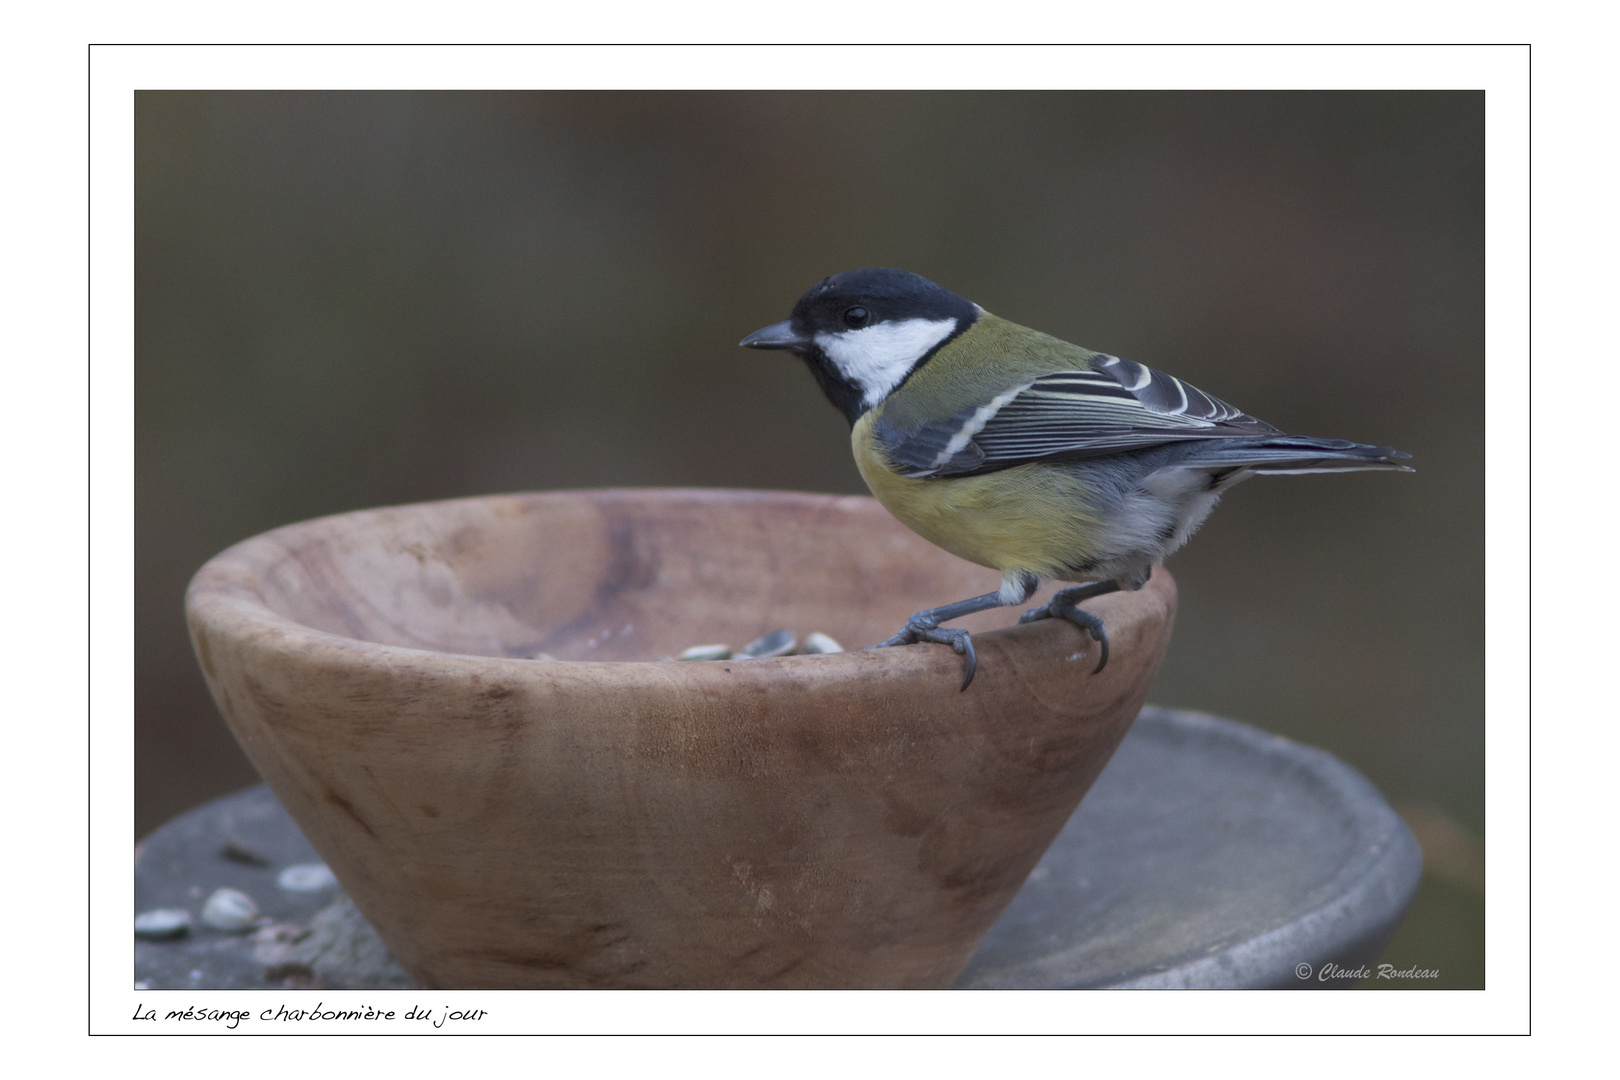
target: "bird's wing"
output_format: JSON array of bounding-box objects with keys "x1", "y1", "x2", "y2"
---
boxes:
[{"x1": 877, "y1": 354, "x2": 1283, "y2": 478}]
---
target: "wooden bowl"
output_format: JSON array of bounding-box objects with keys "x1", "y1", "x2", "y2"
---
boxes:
[{"x1": 185, "y1": 488, "x2": 1176, "y2": 988}]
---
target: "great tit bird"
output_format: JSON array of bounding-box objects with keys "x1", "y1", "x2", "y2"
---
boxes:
[{"x1": 741, "y1": 268, "x2": 1411, "y2": 690}]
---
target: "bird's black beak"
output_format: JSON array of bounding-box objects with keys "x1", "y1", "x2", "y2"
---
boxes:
[{"x1": 739, "y1": 320, "x2": 808, "y2": 351}]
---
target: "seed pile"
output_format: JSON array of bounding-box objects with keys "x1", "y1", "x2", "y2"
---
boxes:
[{"x1": 675, "y1": 631, "x2": 843, "y2": 661}]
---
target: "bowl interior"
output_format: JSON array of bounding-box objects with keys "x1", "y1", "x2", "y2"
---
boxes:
[{"x1": 242, "y1": 488, "x2": 1023, "y2": 663}]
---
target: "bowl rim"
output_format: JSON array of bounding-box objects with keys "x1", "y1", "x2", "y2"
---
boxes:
[{"x1": 184, "y1": 486, "x2": 1172, "y2": 687}]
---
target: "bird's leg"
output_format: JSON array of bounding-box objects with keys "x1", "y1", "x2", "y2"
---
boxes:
[
  {"x1": 1018, "y1": 579, "x2": 1126, "y2": 674},
  {"x1": 875, "y1": 573, "x2": 1041, "y2": 691},
  {"x1": 876, "y1": 591, "x2": 1006, "y2": 691}
]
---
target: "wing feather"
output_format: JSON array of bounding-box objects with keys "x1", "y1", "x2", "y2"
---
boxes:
[{"x1": 877, "y1": 354, "x2": 1283, "y2": 478}]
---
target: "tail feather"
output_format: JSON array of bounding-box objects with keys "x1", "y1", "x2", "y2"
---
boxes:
[{"x1": 1178, "y1": 436, "x2": 1413, "y2": 475}]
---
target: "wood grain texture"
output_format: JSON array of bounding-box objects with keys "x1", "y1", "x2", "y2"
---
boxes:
[{"x1": 185, "y1": 488, "x2": 1176, "y2": 988}]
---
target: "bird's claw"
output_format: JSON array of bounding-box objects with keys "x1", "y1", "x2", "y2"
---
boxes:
[
  {"x1": 1019, "y1": 600, "x2": 1110, "y2": 674},
  {"x1": 874, "y1": 618, "x2": 979, "y2": 691}
]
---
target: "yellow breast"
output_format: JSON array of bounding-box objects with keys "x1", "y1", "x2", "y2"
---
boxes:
[{"x1": 851, "y1": 412, "x2": 1103, "y2": 581}]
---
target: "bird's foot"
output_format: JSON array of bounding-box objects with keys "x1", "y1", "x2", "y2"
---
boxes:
[
  {"x1": 876, "y1": 615, "x2": 979, "y2": 691},
  {"x1": 1019, "y1": 589, "x2": 1112, "y2": 674}
]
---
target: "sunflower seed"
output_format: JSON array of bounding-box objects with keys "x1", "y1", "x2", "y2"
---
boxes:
[
  {"x1": 135, "y1": 908, "x2": 191, "y2": 940},
  {"x1": 278, "y1": 863, "x2": 338, "y2": 893},
  {"x1": 202, "y1": 887, "x2": 260, "y2": 932},
  {"x1": 677, "y1": 644, "x2": 733, "y2": 661},
  {"x1": 738, "y1": 630, "x2": 797, "y2": 658},
  {"x1": 801, "y1": 632, "x2": 844, "y2": 654}
]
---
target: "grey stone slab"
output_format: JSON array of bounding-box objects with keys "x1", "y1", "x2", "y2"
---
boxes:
[
  {"x1": 955, "y1": 707, "x2": 1422, "y2": 988},
  {"x1": 133, "y1": 783, "x2": 412, "y2": 990}
]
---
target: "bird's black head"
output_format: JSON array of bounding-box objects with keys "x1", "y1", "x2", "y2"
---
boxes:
[{"x1": 740, "y1": 268, "x2": 980, "y2": 424}]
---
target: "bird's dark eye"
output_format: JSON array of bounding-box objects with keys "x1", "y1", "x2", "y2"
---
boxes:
[{"x1": 843, "y1": 306, "x2": 870, "y2": 329}]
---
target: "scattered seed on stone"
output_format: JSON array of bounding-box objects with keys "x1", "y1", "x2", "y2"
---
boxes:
[
  {"x1": 277, "y1": 863, "x2": 338, "y2": 893},
  {"x1": 202, "y1": 887, "x2": 260, "y2": 932},
  {"x1": 135, "y1": 908, "x2": 192, "y2": 940},
  {"x1": 221, "y1": 838, "x2": 272, "y2": 866}
]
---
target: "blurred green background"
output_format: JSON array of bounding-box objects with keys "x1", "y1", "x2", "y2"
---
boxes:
[{"x1": 135, "y1": 90, "x2": 1483, "y2": 987}]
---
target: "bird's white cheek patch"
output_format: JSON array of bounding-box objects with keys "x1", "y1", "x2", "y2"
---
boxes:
[{"x1": 816, "y1": 318, "x2": 958, "y2": 408}]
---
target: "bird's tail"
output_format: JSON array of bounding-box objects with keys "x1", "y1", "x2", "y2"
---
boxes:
[{"x1": 1178, "y1": 436, "x2": 1413, "y2": 475}]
